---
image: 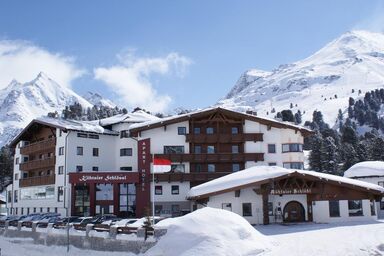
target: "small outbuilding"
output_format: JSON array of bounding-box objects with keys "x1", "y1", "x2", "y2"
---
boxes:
[
  {"x1": 188, "y1": 166, "x2": 384, "y2": 225},
  {"x1": 344, "y1": 161, "x2": 384, "y2": 218}
]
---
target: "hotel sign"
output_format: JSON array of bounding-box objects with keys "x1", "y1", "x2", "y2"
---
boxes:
[
  {"x1": 270, "y1": 188, "x2": 312, "y2": 195},
  {"x1": 68, "y1": 172, "x2": 138, "y2": 184}
]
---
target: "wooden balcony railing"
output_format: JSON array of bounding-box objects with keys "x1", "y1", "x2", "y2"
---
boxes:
[
  {"x1": 155, "y1": 153, "x2": 264, "y2": 163},
  {"x1": 20, "y1": 138, "x2": 56, "y2": 155},
  {"x1": 19, "y1": 175, "x2": 55, "y2": 187},
  {"x1": 185, "y1": 133, "x2": 263, "y2": 143},
  {"x1": 155, "y1": 172, "x2": 232, "y2": 183},
  {"x1": 19, "y1": 157, "x2": 56, "y2": 171}
]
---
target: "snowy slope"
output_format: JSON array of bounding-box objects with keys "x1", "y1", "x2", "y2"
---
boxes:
[
  {"x1": 0, "y1": 72, "x2": 93, "y2": 146},
  {"x1": 217, "y1": 30, "x2": 384, "y2": 125},
  {"x1": 83, "y1": 91, "x2": 117, "y2": 108}
]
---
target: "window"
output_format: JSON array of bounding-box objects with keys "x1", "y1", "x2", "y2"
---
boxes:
[
  {"x1": 381, "y1": 201, "x2": 384, "y2": 210},
  {"x1": 119, "y1": 183, "x2": 136, "y2": 217},
  {"x1": 206, "y1": 127, "x2": 214, "y2": 134},
  {"x1": 222, "y1": 203, "x2": 232, "y2": 211},
  {"x1": 207, "y1": 145, "x2": 215, "y2": 154},
  {"x1": 7, "y1": 191, "x2": 11, "y2": 203},
  {"x1": 14, "y1": 190, "x2": 18, "y2": 203},
  {"x1": 164, "y1": 146, "x2": 184, "y2": 154},
  {"x1": 231, "y1": 127, "x2": 239, "y2": 134},
  {"x1": 120, "y1": 166, "x2": 133, "y2": 171},
  {"x1": 93, "y1": 148, "x2": 99, "y2": 157},
  {"x1": 120, "y1": 148, "x2": 133, "y2": 156},
  {"x1": 370, "y1": 200, "x2": 376, "y2": 216},
  {"x1": 155, "y1": 186, "x2": 163, "y2": 195},
  {"x1": 15, "y1": 173, "x2": 19, "y2": 180},
  {"x1": 282, "y1": 143, "x2": 303, "y2": 153},
  {"x1": 59, "y1": 147, "x2": 64, "y2": 155},
  {"x1": 88, "y1": 134, "x2": 99, "y2": 139},
  {"x1": 195, "y1": 164, "x2": 202, "y2": 172},
  {"x1": 77, "y1": 133, "x2": 87, "y2": 138},
  {"x1": 33, "y1": 208, "x2": 36, "y2": 213},
  {"x1": 92, "y1": 166, "x2": 99, "y2": 172},
  {"x1": 20, "y1": 186, "x2": 55, "y2": 200},
  {"x1": 171, "y1": 204, "x2": 180, "y2": 215},
  {"x1": 76, "y1": 166, "x2": 83, "y2": 172},
  {"x1": 232, "y1": 145, "x2": 239, "y2": 154},
  {"x1": 242, "y1": 203, "x2": 252, "y2": 216},
  {"x1": 171, "y1": 185, "x2": 179, "y2": 195},
  {"x1": 59, "y1": 130, "x2": 63, "y2": 137},
  {"x1": 268, "y1": 144, "x2": 276, "y2": 153},
  {"x1": 47, "y1": 207, "x2": 50, "y2": 212},
  {"x1": 171, "y1": 164, "x2": 185, "y2": 173},
  {"x1": 283, "y1": 162, "x2": 304, "y2": 169},
  {"x1": 76, "y1": 146, "x2": 83, "y2": 155},
  {"x1": 232, "y1": 163, "x2": 240, "y2": 172},
  {"x1": 378, "y1": 181, "x2": 384, "y2": 187},
  {"x1": 58, "y1": 186, "x2": 64, "y2": 202},
  {"x1": 96, "y1": 184, "x2": 113, "y2": 200},
  {"x1": 194, "y1": 145, "x2": 202, "y2": 154},
  {"x1": 194, "y1": 127, "x2": 201, "y2": 134},
  {"x1": 178, "y1": 127, "x2": 186, "y2": 135},
  {"x1": 329, "y1": 200, "x2": 340, "y2": 217},
  {"x1": 15, "y1": 157, "x2": 19, "y2": 165},
  {"x1": 21, "y1": 208, "x2": 24, "y2": 215},
  {"x1": 348, "y1": 200, "x2": 363, "y2": 216},
  {"x1": 58, "y1": 166, "x2": 64, "y2": 175},
  {"x1": 268, "y1": 202, "x2": 274, "y2": 216},
  {"x1": 155, "y1": 205, "x2": 163, "y2": 215},
  {"x1": 208, "y1": 164, "x2": 215, "y2": 172},
  {"x1": 120, "y1": 130, "x2": 129, "y2": 138},
  {"x1": 268, "y1": 163, "x2": 277, "y2": 166}
]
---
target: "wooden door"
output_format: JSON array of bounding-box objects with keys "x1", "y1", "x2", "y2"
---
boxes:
[{"x1": 283, "y1": 201, "x2": 305, "y2": 222}]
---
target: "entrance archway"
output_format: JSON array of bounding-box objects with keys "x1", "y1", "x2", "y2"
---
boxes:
[{"x1": 283, "y1": 201, "x2": 305, "y2": 222}]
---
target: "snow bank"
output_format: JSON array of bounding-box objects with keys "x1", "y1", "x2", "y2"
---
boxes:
[
  {"x1": 344, "y1": 161, "x2": 384, "y2": 178},
  {"x1": 146, "y1": 207, "x2": 270, "y2": 256}
]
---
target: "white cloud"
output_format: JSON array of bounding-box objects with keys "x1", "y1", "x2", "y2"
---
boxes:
[
  {"x1": 353, "y1": 3, "x2": 384, "y2": 33},
  {"x1": 94, "y1": 51, "x2": 192, "y2": 112},
  {"x1": 0, "y1": 40, "x2": 84, "y2": 88}
]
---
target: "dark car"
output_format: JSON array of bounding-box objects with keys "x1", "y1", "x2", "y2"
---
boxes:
[
  {"x1": 0, "y1": 215, "x2": 20, "y2": 227},
  {"x1": 36, "y1": 215, "x2": 61, "y2": 228},
  {"x1": 8, "y1": 215, "x2": 30, "y2": 227},
  {"x1": 22, "y1": 213, "x2": 60, "y2": 228},
  {"x1": 73, "y1": 214, "x2": 117, "y2": 231},
  {"x1": 53, "y1": 216, "x2": 82, "y2": 229}
]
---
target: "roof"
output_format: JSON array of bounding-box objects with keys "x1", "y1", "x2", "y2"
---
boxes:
[
  {"x1": 188, "y1": 166, "x2": 384, "y2": 199},
  {"x1": 129, "y1": 107, "x2": 313, "y2": 136},
  {"x1": 344, "y1": 161, "x2": 384, "y2": 178},
  {"x1": 98, "y1": 110, "x2": 160, "y2": 126},
  {"x1": 10, "y1": 117, "x2": 118, "y2": 147}
]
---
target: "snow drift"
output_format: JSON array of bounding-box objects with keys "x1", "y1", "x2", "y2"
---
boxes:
[{"x1": 146, "y1": 207, "x2": 270, "y2": 256}]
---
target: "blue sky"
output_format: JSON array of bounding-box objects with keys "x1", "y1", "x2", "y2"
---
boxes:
[{"x1": 0, "y1": 0, "x2": 383, "y2": 112}]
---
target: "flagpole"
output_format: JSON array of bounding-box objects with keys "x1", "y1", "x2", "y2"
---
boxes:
[{"x1": 152, "y1": 153, "x2": 155, "y2": 226}]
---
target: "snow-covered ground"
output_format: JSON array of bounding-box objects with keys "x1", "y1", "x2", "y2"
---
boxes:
[{"x1": 0, "y1": 208, "x2": 383, "y2": 255}]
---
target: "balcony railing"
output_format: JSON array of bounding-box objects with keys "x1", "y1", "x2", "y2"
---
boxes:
[
  {"x1": 185, "y1": 133, "x2": 263, "y2": 143},
  {"x1": 19, "y1": 157, "x2": 56, "y2": 171},
  {"x1": 20, "y1": 138, "x2": 56, "y2": 155},
  {"x1": 155, "y1": 153, "x2": 264, "y2": 163},
  {"x1": 19, "y1": 175, "x2": 55, "y2": 187},
  {"x1": 155, "y1": 172, "x2": 232, "y2": 183}
]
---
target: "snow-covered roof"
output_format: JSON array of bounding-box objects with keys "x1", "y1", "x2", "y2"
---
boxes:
[
  {"x1": 98, "y1": 110, "x2": 159, "y2": 126},
  {"x1": 129, "y1": 107, "x2": 313, "y2": 135},
  {"x1": 344, "y1": 161, "x2": 384, "y2": 178},
  {"x1": 188, "y1": 166, "x2": 384, "y2": 199}
]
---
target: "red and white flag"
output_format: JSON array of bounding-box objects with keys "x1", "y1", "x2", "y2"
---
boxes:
[{"x1": 153, "y1": 158, "x2": 172, "y2": 173}]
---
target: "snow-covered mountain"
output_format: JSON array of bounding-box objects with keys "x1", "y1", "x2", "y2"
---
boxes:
[
  {"x1": 83, "y1": 91, "x2": 116, "y2": 108},
  {"x1": 217, "y1": 30, "x2": 384, "y2": 125},
  {"x1": 0, "y1": 72, "x2": 93, "y2": 146}
]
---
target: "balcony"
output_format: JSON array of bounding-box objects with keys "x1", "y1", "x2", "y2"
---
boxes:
[
  {"x1": 20, "y1": 138, "x2": 56, "y2": 155},
  {"x1": 19, "y1": 157, "x2": 56, "y2": 171},
  {"x1": 185, "y1": 133, "x2": 263, "y2": 143},
  {"x1": 155, "y1": 172, "x2": 232, "y2": 183},
  {"x1": 19, "y1": 175, "x2": 55, "y2": 187},
  {"x1": 155, "y1": 153, "x2": 264, "y2": 163}
]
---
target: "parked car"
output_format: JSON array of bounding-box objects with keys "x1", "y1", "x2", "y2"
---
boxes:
[
  {"x1": 8, "y1": 215, "x2": 30, "y2": 227},
  {"x1": 93, "y1": 217, "x2": 122, "y2": 232},
  {"x1": 36, "y1": 215, "x2": 61, "y2": 228},
  {"x1": 53, "y1": 216, "x2": 82, "y2": 229},
  {"x1": 114, "y1": 218, "x2": 139, "y2": 234},
  {"x1": 72, "y1": 216, "x2": 97, "y2": 231},
  {"x1": 116, "y1": 216, "x2": 165, "y2": 234},
  {"x1": 73, "y1": 214, "x2": 117, "y2": 231},
  {"x1": 22, "y1": 213, "x2": 60, "y2": 228},
  {"x1": 0, "y1": 215, "x2": 19, "y2": 227}
]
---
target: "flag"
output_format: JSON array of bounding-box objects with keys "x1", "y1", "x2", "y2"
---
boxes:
[{"x1": 153, "y1": 158, "x2": 172, "y2": 173}]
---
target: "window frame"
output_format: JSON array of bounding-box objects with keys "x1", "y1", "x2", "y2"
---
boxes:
[
  {"x1": 59, "y1": 147, "x2": 64, "y2": 156},
  {"x1": 268, "y1": 144, "x2": 276, "y2": 153},
  {"x1": 120, "y1": 148, "x2": 133, "y2": 156},
  {"x1": 206, "y1": 127, "x2": 214, "y2": 134},
  {"x1": 177, "y1": 127, "x2": 187, "y2": 135},
  {"x1": 76, "y1": 165, "x2": 83, "y2": 172},
  {"x1": 155, "y1": 185, "x2": 163, "y2": 195},
  {"x1": 232, "y1": 163, "x2": 240, "y2": 172},
  {"x1": 93, "y1": 148, "x2": 99, "y2": 157},
  {"x1": 76, "y1": 146, "x2": 83, "y2": 156},
  {"x1": 242, "y1": 203, "x2": 252, "y2": 217},
  {"x1": 282, "y1": 143, "x2": 303, "y2": 153},
  {"x1": 171, "y1": 185, "x2": 179, "y2": 195},
  {"x1": 329, "y1": 200, "x2": 340, "y2": 217},
  {"x1": 208, "y1": 164, "x2": 215, "y2": 172},
  {"x1": 348, "y1": 200, "x2": 363, "y2": 217}
]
